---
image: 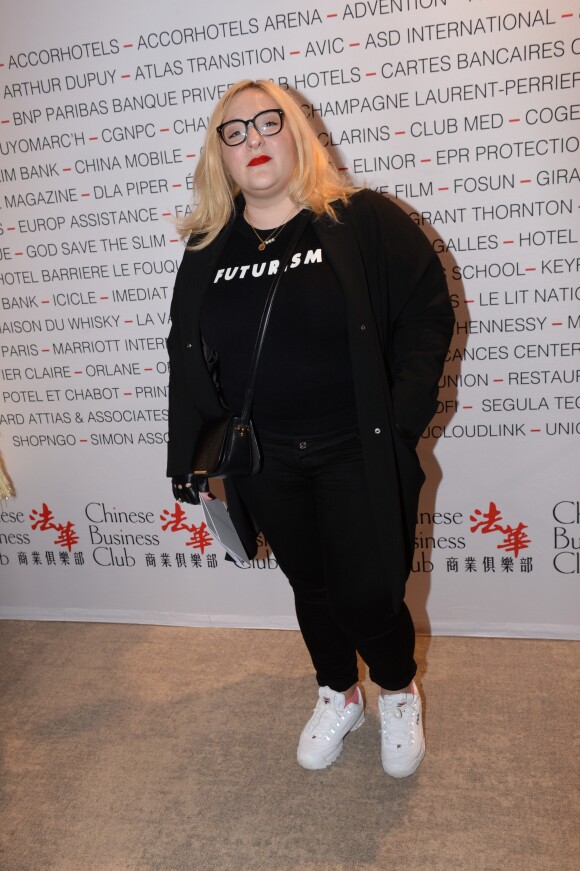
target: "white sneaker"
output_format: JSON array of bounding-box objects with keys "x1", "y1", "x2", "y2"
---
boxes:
[
  {"x1": 297, "y1": 686, "x2": 365, "y2": 770},
  {"x1": 378, "y1": 682, "x2": 425, "y2": 778}
]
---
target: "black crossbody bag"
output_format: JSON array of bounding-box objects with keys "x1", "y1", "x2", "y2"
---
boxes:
[{"x1": 192, "y1": 210, "x2": 311, "y2": 478}]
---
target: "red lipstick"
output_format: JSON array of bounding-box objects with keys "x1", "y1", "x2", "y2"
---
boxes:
[{"x1": 248, "y1": 155, "x2": 271, "y2": 166}]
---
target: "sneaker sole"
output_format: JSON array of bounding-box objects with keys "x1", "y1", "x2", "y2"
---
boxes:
[{"x1": 297, "y1": 710, "x2": 365, "y2": 770}]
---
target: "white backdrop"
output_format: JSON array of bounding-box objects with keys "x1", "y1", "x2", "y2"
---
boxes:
[{"x1": 0, "y1": 0, "x2": 578, "y2": 638}]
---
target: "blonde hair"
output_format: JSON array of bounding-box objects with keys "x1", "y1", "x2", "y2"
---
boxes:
[{"x1": 178, "y1": 79, "x2": 356, "y2": 250}]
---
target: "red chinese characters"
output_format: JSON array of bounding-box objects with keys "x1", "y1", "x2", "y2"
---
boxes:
[
  {"x1": 160, "y1": 503, "x2": 214, "y2": 554},
  {"x1": 470, "y1": 501, "x2": 531, "y2": 557},
  {"x1": 29, "y1": 503, "x2": 79, "y2": 552}
]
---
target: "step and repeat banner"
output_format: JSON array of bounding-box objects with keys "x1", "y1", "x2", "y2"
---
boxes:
[{"x1": 0, "y1": 0, "x2": 578, "y2": 637}]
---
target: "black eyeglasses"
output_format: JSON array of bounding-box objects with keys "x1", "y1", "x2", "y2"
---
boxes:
[{"x1": 217, "y1": 109, "x2": 285, "y2": 146}]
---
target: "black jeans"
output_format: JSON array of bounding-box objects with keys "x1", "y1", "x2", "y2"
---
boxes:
[{"x1": 235, "y1": 430, "x2": 417, "y2": 692}]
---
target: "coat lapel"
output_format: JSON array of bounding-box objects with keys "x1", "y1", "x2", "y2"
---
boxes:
[
  {"x1": 175, "y1": 223, "x2": 234, "y2": 341},
  {"x1": 312, "y1": 215, "x2": 394, "y2": 422},
  {"x1": 312, "y1": 214, "x2": 409, "y2": 594}
]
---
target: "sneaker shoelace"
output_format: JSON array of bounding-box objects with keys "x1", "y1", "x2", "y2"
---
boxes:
[
  {"x1": 380, "y1": 698, "x2": 415, "y2": 748},
  {"x1": 310, "y1": 696, "x2": 345, "y2": 737}
]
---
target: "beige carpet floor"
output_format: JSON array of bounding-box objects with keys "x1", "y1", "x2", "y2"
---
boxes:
[{"x1": 0, "y1": 621, "x2": 578, "y2": 871}]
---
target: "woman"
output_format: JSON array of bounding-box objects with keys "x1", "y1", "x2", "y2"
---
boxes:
[{"x1": 167, "y1": 79, "x2": 454, "y2": 777}]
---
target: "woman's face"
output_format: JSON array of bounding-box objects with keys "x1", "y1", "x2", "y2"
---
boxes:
[{"x1": 219, "y1": 88, "x2": 298, "y2": 207}]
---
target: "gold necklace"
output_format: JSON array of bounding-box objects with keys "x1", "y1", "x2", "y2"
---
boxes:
[{"x1": 244, "y1": 205, "x2": 297, "y2": 251}]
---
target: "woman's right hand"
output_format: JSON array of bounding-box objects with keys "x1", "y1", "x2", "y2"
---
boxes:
[{"x1": 171, "y1": 473, "x2": 209, "y2": 505}]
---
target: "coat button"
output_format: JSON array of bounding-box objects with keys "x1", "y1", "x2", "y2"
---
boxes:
[
  {"x1": 360, "y1": 324, "x2": 366, "y2": 331},
  {"x1": 185, "y1": 343, "x2": 192, "y2": 349},
  {"x1": 374, "y1": 428, "x2": 381, "y2": 434}
]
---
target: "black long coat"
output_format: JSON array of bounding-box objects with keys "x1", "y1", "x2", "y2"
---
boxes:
[{"x1": 167, "y1": 189, "x2": 455, "y2": 608}]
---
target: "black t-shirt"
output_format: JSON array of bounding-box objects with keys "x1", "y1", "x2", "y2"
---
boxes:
[{"x1": 200, "y1": 211, "x2": 358, "y2": 438}]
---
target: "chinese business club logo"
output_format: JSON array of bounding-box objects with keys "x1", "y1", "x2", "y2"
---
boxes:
[
  {"x1": 160, "y1": 502, "x2": 214, "y2": 553},
  {"x1": 470, "y1": 501, "x2": 531, "y2": 558},
  {"x1": 16, "y1": 501, "x2": 221, "y2": 571},
  {"x1": 29, "y1": 503, "x2": 79, "y2": 551}
]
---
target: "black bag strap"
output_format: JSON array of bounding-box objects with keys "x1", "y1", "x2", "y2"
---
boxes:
[{"x1": 239, "y1": 209, "x2": 311, "y2": 424}]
